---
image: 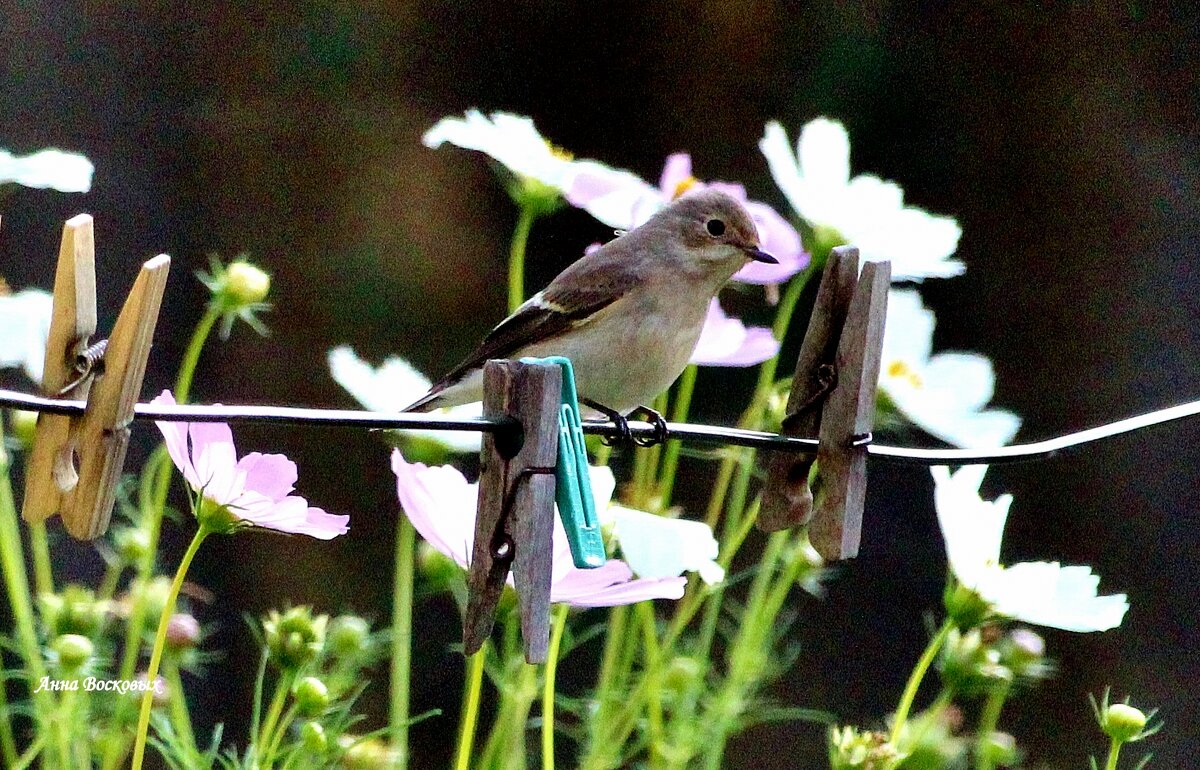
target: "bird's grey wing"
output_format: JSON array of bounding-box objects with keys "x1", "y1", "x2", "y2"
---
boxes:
[{"x1": 431, "y1": 269, "x2": 640, "y2": 391}]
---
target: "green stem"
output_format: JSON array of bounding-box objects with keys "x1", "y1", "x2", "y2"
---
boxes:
[
  {"x1": 116, "y1": 450, "x2": 171, "y2": 684},
  {"x1": 0, "y1": 668, "x2": 16, "y2": 769},
  {"x1": 505, "y1": 665, "x2": 539, "y2": 769},
  {"x1": 657, "y1": 365, "x2": 697, "y2": 508},
  {"x1": 637, "y1": 603, "x2": 665, "y2": 769},
  {"x1": 248, "y1": 649, "x2": 270, "y2": 765},
  {"x1": 263, "y1": 703, "x2": 300, "y2": 768},
  {"x1": 508, "y1": 205, "x2": 537, "y2": 313},
  {"x1": 173, "y1": 302, "x2": 222, "y2": 405},
  {"x1": 162, "y1": 659, "x2": 197, "y2": 756},
  {"x1": 390, "y1": 517, "x2": 416, "y2": 768},
  {"x1": 700, "y1": 531, "x2": 808, "y2": 770},
  {"x1": 113, "y1": 300, "x2": 218, "y2": 755},
  {"x1": 454, "y1": 650, "x2": 487, "y2": 770},
  {"x1": 257, "y1": 671, "x2": 296, "y2": 767},
  {"x1": 1103, "y1": 737, "x2": 1121, "y2": 770},
  {"x1": 975, "y1": 681, "x2": 1010, "y2": 770},
  {"x1": 588, "y1": 604, "x2": 628, "y2": 751},
  {"x1": 541, "y1": 605, "x2": 569, "y2": 770},
  {"x1": 889, "y1": 618, "x2": 955, "y2": 746},
  {"x1": 0, "y1": 425, "x2": 56, "y2": 763},
  {"x1": 27, "y1": 520, "x2": 52, "y2": 598},
  {"x1": 129, "y1": 525, "x2": 210, "y2": 770}
]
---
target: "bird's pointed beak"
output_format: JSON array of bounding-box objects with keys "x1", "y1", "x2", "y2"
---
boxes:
[{"x1": 743, "y1": 246, "x2": 778, "y2": 264}]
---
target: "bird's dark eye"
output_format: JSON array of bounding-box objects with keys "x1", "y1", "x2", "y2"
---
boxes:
[{"x1": 705, "y1": 218, "x2": 726, "y2": 237}]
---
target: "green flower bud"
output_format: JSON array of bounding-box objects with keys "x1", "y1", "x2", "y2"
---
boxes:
[
  {"x1": 195, "y1": 496, "x2": 242, "y2": 534},
  {"x1": 508, "y1": 176, "x2": 565, "y2": 219},
  {"x1": 977, "y1": 731, "x2": 1018, "y2": 767},
  {"x1": 263, "y1": 607, "x2": 328, "y2": 670},
  {"x1": 338, "y1": 735, "x2": 399, "y2": 770},
  {"x1": 1103, "y1": 703, "x2": 1149, "y2": 743},
  {"x1": 138, "y1": 577, "x2": 174, "y2": 621},
  {"x1": 943, "y1": 581, "x2": 992, "y2": 630},
  {"x1": 40, "y1": 584, "x2": 108, "y2": 638},
  {"x1": 939, "y1": 628, "x2": 1009, "y2": 696},
  {"x1": 294, "y1": 676, "x2": 330, "y2": 717},
  {"x1": 112, "y1": 527, "x2": 152, "y2": 564},
  {"x1": 808, "y1": 223, "x2": 849, "y2": 265},
  {"x1": 899, "y1": 705, "x2": 967, "y2": 770},
  {"x1": 52, "y1": 633, "x2": 94, "y2": 673},
  {"x1": 9, "y1": 410, "x2": 38, "y2": 448},
  {"x1": 196, "y1": 255, "x2": 272, "y2": 339},
  {"x1": 417, "y1": 541, "x2": 459, "y2": 586},
  {"x1": 225, "y1": 261, "x2": 271, "y2": 305},
  {"x1": 997, "y1": 627, "x2": 1052, "y2": 682},
  {"x1": 301, "y1": 720, "x2": 328, "y2": 752},
  {"x1": 828, "y1": 725, "x2": 903, "y2": 770},
  {"x1": 662, "y1": 656, "x2": 705, "y2": 694},
  {"x1": 166, "y1": 613, "x2": 202, "y2": 651},
  {"x1": 326, "y1": 615, "x2": 372, "y2": 659},
  {"x1": 135, "y1": 673, "x2": 170, "y2": 708}
]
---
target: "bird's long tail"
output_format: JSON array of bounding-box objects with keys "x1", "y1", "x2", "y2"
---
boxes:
[{"x1": 401, "y1": 389, "x2": 444, "y2": 413}]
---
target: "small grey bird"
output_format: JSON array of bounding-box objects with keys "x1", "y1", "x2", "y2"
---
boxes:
[{"x1": 404, "y1": 189, "x2": 776, "y2": 422}]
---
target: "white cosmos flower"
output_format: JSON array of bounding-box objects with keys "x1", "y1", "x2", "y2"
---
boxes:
[
  {"x1": 327, "y1": 346, "x2": 480, "y2": 452},
  {"x1": 880, "y1": 289, "x2": 1019, "y2": 448},
  {"x1": 933, "y1": 465, "x2": 1129, "y2": 632},
  {"x1": 0, "y1": 149, "x2": 94, "y2": 193},
  {"x1": 760, "y1": 118, "x2": 963, "y2": 280},
  {"x1": 0, "y1": 288, "x2": 53, "y2": 383},
  {"x1": 423, "y1": 110, "x2": 576, "y2": 190},
  {"x1": 589, "y1": 466, "x2": 725, "y2": 585}
]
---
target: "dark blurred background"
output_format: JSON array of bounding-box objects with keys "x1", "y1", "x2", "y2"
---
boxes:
[{"x1": 2, "y1": 1, "x2": 1199, "y2": 767}]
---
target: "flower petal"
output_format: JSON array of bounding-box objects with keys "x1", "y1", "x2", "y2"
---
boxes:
[
  {"x1": 151, "y1": 391, "x2": 201, "y2": 489},
  {"x1": 241, "y1": 495, "x2": 349, "y2": 540},
  {"x1": 329, "y1": 346, "x2": 480, "y2": 452},
  {"x1": 0, "y1": 148, "x2": 94, "y2": 192},
  {"x1": 610, "y1": 505, "x2": 724, "y2": 584},
  {"x1": 565, "y1": 159, "x2": 661, "y2": 229},
  {"x1": 553, "y1": 559, "x2": 687, "y2": 607},
  {"x1": 759, "y1": 122, "x2": 808, "y2": 220},
  {"x1": 730, "y1": 200, "x2": 808, "y2": 284},
  {"x1": 236, "y1": 453, "x2": 298, "y2": 503},
  {"x1": 422, "y1": 110, "x2": 571, "y2": 187},
  {"x1": 0, "y1": 289, "x2": 53, "y2": 383},
  {"x1": 690, "y1": 299, "x2": 779, "y2": 367},
  {"x1": 798, "y1": 117, "x2": 852, "y2": 192},
  {"x1": 988, "y1": 561, "x2": 1129, "y2": 632},
  {"x1": 658, "y1": 153, "x2": 693, "y2": 198},
  {"x1": 932, "y1": 465, "x2": 1009, "y2": 584},
  {"x1": 391, "y1": 449, "x2": 476, "y2": 567}
]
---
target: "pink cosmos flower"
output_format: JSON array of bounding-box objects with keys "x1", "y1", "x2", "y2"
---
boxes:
[
  {"x1": 690, "y1": 299, "x2": 780, "y2": 367},
  {"x1": 391, "y1": 450, "x2": 686, "y2": 607},
  {"x1": 566, "y1": 153, "x2": 809, "y2": 285},
  {"x1": 151, "y1": 391, "x2": 348, "y2": 539}
]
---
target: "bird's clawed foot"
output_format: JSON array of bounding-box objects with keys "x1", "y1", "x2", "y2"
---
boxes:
[{"x1": 583, "y1": 400, "x2": 668, "y2": 448}]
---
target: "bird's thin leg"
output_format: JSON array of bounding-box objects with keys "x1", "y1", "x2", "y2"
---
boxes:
[
  {"x1": 628, "y1": 405, "x2": 669, "y2": 448},
  {"x1": 581, "y1": 398, "x2": 632, "y2": 446}
]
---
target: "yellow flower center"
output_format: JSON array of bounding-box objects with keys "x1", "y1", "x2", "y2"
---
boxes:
[
  {"x1": 544, "y1": 140, "x2": 573, "y2": 162},
  {"x1": 886, "y1": 360, "x2": 923, "y2": 389},
  {"x1": 671, "y1": 176, "x2": 699, "y2": 200}
]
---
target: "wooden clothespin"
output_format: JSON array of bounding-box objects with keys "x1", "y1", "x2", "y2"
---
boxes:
[
  {"x1": 464, "y1": 359, "x2": 561, "y2": 663},
  {"x1": 22, "y1": 215, "x2": 170, "y2": 540},
  {"x1": 759, "y1": 246, "x2": 889, "y2": 560}
]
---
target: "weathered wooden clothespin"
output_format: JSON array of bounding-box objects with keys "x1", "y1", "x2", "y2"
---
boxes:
[
  {"x1": 22, "y1": 215, "x2": 170, "y2": 540},
  {"x1": 759, "y1": 246, "x2": 890, "y2": 561},
  {"x1": 464, "y1": 359, "x2": 561, "y2": 663}
]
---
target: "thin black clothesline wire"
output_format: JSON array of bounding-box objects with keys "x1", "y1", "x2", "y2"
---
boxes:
[{"x1": 1, "y1": 387, "x2": 1197, "y2": 466}]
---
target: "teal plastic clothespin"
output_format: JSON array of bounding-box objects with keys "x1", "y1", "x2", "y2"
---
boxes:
[{"x1": 522, "y1": 356, "x2": 606, "y2": 569}]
